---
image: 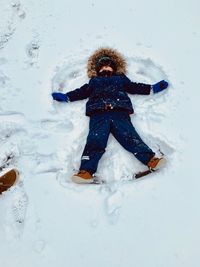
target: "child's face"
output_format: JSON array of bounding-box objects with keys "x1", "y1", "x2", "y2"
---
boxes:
[{"x1": 99, "y1": 65, "x2": 114, "y2": 73}]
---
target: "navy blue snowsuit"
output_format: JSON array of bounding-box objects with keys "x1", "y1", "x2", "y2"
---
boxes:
[{"x1": 67, "y1": 74, "x2": 155, "y2": 174}]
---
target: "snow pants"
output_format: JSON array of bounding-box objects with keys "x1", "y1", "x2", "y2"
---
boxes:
[{"x1": 80, "y1": 111, "x2": 155, "y2": 174}]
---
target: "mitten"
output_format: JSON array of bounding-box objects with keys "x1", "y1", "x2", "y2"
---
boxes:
[
  {"x1": 52, "y1": 92, "x2": 68, "y2": 102},
  {"x1": 152, "y1": 80, "x2": 168, "y2": 94}
]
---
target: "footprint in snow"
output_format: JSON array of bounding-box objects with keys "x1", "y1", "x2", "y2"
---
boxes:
[
  {"x1": 2, "y1": 184, "x2": 28, "y2": 239},
  {"x1": 0, "y1": 1, "x2": 25, "y2": 50},
  {"x1": 11, "y1": 1, "x2": 26, "y2": 19}
]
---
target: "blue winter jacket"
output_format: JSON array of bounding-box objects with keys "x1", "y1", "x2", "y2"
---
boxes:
[{"x1": 66, "y1": 74, "x2": 151, "y2": 116}]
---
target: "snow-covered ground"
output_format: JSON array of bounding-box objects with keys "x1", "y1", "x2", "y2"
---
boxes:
[{"x1": 0, "y1": 0, "x2": 200, "y2": 266}]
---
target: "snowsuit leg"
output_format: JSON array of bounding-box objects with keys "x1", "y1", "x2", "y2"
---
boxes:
[
  {"x1": 80, "y1": 114, "x2": 110, "y2": 174},
  {"x1": 80, "y1": 111, "x2": 155, "y2": 174},
  {"x1": 110, "y1": 112, "x2": 155, "y2": 165}
]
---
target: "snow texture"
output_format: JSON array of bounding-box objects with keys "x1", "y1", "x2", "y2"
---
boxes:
[{"x1": 0, "y1": 0, "x2": 200, "y2": 267}]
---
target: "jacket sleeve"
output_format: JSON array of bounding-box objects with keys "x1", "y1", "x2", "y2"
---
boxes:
[
  {"x1": 66, "y1": 83, "x2": 92, "y2": 102},
  {"x1": 123, "y1": 75, "x2": 151, "y2": 95}
]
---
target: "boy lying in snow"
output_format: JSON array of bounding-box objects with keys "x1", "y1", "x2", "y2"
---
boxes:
[{"x1": 52, "y1": 48, "x2": 168, "y2": 184}]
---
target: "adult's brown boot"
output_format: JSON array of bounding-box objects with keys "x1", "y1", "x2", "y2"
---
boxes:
[{"x1": 0, "y1": 169, "x2": 19, "y2": 194}]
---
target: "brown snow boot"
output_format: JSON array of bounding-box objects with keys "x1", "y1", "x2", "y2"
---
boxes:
[
  {"x1": 0, "y1": 169, "x2": 19, "y2": 194},
  {"x1": 71, "y1": 170, "x2": 94, "y2": 184},
  {"x1": 147, "y1": 157, "x2": 166, "y2": 171}
]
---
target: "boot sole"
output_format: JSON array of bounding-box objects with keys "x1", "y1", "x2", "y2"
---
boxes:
[
  {"x1": 11, "y1": 169, "x2": 20, "y2": 186},
  {"x1": 71, "y1": 175, "x2": 94, "y2": 184}
]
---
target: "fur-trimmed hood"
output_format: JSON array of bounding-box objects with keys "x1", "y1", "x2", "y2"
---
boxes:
[{"x1": 87, "y1": 47, "x2": 127, "y2": 78}]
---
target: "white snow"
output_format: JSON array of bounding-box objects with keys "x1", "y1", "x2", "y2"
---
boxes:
[{"x1": 0, "y1": 0, "x2": 200, "y2": 266}]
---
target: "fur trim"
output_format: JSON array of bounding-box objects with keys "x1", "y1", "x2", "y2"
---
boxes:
[{"x1": 87, "y1": 47, "x2": 127, "y2": 78}]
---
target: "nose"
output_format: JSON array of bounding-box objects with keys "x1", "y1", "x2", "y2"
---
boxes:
[{"x1": 99, "y1": 66, "x2": 113, "y2": 72}]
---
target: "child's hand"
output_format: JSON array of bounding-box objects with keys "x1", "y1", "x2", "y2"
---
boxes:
[
  {"x1": 52, "y1": 92, "x2": 68, "y2": 102},
  {"x1": 152, "y1": 80, "x2": 168, "y2": 94}
]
